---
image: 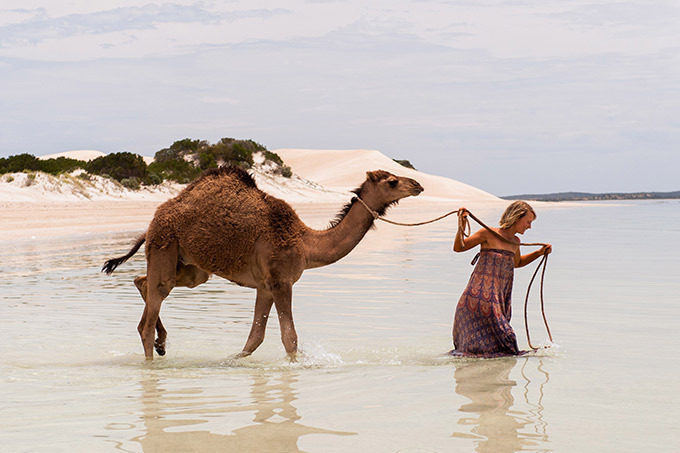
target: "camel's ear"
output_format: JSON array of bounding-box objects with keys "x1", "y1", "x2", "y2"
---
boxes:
[
  {"x1": 366, "y1": 171, "x2": 379, "y2": 182},
  {"x1": 366, "y1": 170, "x2": 391, "y2": 182}
]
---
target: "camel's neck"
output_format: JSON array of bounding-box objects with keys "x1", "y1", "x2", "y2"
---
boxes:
[{"x1": 302, "y1": 197, "x2": 379, "y2": 269}]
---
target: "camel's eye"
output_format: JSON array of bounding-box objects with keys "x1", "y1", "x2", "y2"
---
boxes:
[{"x1": 388, "y1": 179, "x2": 398, "y2": 188}]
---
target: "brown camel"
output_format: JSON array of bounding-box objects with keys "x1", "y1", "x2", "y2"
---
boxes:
[{"x1": 103, "y1": 166, "x2": 423, "y2": 360}]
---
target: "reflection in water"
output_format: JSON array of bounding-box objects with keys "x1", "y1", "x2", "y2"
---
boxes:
[
  {"x1": 131, "y1": 371, "x2": 355, "y2": 453},
  {"x1": 452, "y1": 358, "x2": 550, "y2": 453}
]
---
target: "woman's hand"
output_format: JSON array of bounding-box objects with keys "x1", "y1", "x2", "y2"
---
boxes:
[
  {"x1": 453, "y1": 207, "x2": 472, "y2": 252},
  {"x1": 541, "y1": 244, "x2": 552, "y2": 255},
  {"x1": 457, "y1": 208, "x2": 469, "y2": 234}
]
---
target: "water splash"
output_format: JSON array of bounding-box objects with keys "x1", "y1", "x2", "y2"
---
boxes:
[
  {"x1": 526, "y1": 342, "x2": 563, "y2": 358},
  {"x1": 297, "y1": 342, "x2": 344, "y2": 367}
]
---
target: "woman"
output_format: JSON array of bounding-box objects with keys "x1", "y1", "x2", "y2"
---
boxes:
[{"x1": 450, "y1": 201, "x2": 552, "y2": 357}]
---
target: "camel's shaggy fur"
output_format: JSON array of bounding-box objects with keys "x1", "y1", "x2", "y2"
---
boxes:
[{"x1": 148, "y1": 166, "x2": 307, "y2": 274}]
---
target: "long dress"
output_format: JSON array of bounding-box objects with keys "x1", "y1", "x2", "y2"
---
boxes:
[{"x1": 450, "y1": 248, "x2": 523, "y2": 358}]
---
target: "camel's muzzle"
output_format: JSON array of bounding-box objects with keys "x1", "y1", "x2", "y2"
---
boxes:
[{"x1": 410, "y1": 180, "x2": 424, "y2": 196}]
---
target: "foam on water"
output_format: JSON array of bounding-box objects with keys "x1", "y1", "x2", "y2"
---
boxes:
[{"x1": 527, "y1": 341, "x2": 563, "y2": 358}]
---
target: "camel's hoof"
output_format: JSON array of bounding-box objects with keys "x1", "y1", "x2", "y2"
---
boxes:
[{"x1": 154, "y1": 340, "x2": 166, "y2": 356}]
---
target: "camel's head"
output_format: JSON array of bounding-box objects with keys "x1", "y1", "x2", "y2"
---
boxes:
[
  {"x1": 361, "y1": 169, "x2": 424, "y2": 209},
  {"x1": 329, "y1": 170, "x2": 424, "y2": 228}
]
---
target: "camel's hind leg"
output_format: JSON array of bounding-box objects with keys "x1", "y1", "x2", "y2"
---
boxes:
[
  {"x1": 140, "y1": 242, "x2": 179, "y2": 359},
  {"x1": 134, "y1": 263, "x2": 210, "y2": 357},
  {"x1": 134, "y1": 276, "x2": 168, "y2": 356}
]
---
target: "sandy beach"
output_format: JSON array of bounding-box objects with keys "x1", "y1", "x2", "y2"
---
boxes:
[{"x1": 0, "y1": 148, "x2": 507, "y2": 241}]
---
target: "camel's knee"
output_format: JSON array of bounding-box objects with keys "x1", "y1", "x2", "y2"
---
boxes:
[
  {"x1": 134, "y1": 276, "x2": 147, "y2": 299},
  {"x1": 134, "y1": 275, "x2": 146, "y2": 290},
  {"x1": 151, "y1": 279, "x2": 174, "y2": 299}
]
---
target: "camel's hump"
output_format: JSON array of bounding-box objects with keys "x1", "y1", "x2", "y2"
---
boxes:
[{"x1": 188, "y1": 165, "x2": 258, "y2": 190}]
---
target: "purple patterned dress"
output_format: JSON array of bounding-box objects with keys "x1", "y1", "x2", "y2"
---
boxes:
[{"x1": 450, "y1": 248, "x2": 523, "y2": 358}]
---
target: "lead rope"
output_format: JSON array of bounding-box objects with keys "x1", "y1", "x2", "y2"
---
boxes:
[
  {"x1": 523, "y1": 254, "x2": 553, "y2": 349},
  {"x1": 353, "y1": 196, "x2": 553, "y2": 350}
]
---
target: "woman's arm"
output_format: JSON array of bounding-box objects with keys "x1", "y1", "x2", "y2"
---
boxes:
[
  {"x1": 453, "y1": 209, "x2": 487, "y2": 252},
  {"x1": 516, "y1": 244, "x2": 552, "y2": 268}
]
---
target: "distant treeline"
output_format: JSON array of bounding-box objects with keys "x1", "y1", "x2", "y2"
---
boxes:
[
  {"x1": 0, "y1": 137, "x2": 291, "y2": 189},
  {"x1": 393, "y1": 159, "x2": 416, "y2": 170},
  {"x1": 502, "y1": 191, "x2": 680, "y2": 202},
  {"x1": 0, "y1": 153, "x2": 86, "y2": 175}
]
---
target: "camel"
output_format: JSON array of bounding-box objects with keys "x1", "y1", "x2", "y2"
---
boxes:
[{"x1": 102, "y1": 166, "x2": 423, "y2": 360}]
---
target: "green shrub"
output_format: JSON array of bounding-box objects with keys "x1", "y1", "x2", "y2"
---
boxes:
[
  {"x1": 393, "y1": 159, "x2": 416, "y2": 170},
  {"x1": 121, "y1": 177, "x2": 141, "y2": 190},
  {"x1": 0, "y1": 138, "x2": 289, "y2": 186},
  {"x1": 198, "y1": 152, "x2": 217, "y2": 170},
  {"x1": 264, "y1": 151, "x2": 284, "y2": 166},
  {"x1": 154, "y1": 138, "x2": 208, "y2": 163},
  {"x1": 0, "y1": 154, "x2": 41, "y2": 174},
  {"x1": 0, "y1": 154, "x2": 86, "y2": 175},
  {"x1": 38, "y1": 156, "x2": 85, "y2": 174},
  {"x1": 148, "y1": 158, "x2": 200, "y2": 184},
  {"x1": 144, "y1": 172, "x2": 162, "y2": 186},
  {"x1": 149, "y1": 137, "x2": 271, "y2": 183},
  {"x1": 85, "y1": 152, "x2": 147, "y2": 182},
  {"x1": 24, "y1": 172, "x2": 37, "y2": 187}
]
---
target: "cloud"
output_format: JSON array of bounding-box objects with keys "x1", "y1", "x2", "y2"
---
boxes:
[
  {"x1": 200, "y1": 96, "x2": 240, "y2": 105},
  {"x1": 545, "y1": 2, "x2": 680, "y2": 28},
  {"x1": 0, "y1": 4, "x2": 291, "y2": 59}
]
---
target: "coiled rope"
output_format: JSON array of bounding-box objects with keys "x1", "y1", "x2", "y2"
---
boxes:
[{"x1": 354, "y1": 197, "x2": 553, "y2": 350}]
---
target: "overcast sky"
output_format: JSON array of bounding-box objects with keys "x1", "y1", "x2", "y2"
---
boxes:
[{"x1": 1, "y1": 1, "x2": 678, "y2": 195}]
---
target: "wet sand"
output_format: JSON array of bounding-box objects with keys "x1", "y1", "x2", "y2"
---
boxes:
[
  {"x1": 0, "y1": 201, "x2": 160, "y2": 241},
  {"x1": 0, "y1": 198, "x2": 507, "y2": 242}
]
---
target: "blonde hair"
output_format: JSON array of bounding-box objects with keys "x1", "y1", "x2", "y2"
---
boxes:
[{"x1": 499, "y1": 201, "x2": 536, "y2": 229}]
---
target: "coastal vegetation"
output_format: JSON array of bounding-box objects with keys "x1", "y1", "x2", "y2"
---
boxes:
[
  {"x1": 503, "y1": 191, "x2": 680, "y2": 201},
  {"x1": 394, "y1": 159, "x2": 416, "y2": 170},
  {"x1": 0, "y1": 153, "x2": 85, "y2": 175},
  {"x1": 0, "y1": 138, "x2": 292, "y2": 187}
]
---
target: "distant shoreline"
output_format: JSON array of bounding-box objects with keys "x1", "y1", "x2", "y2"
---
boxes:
[{"x1": 502, "y1": 191, "x2": 680, "y2": 202}]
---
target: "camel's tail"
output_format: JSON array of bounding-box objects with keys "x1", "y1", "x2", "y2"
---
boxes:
[{"x1": 102, "y1": 234, "x2": 146, "y2": 275}]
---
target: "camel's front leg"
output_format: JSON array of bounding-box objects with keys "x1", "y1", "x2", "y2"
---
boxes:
[
  {"x1": 272, "y1": 283, "x2": 298, "y2": 361},
  {"x1": 238, "y1": 288, "x2": 275, "y2": 358}
]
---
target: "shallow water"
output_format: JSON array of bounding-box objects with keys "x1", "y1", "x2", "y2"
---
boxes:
[{"x1": 1, "y1": 200, "x2": 678, "y2": 452}]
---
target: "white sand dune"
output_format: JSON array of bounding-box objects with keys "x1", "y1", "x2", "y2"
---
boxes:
[
  {"x1": 39, "y1": 150, "x2": 155, "y2": 165},
  {"x1": 2, "y1": 148, "x2": 499, "y2": 205},
  {"x1": 39, "y1": 150, "x2": 107, "y2": 161},
  {"x1": 274, "y1": 148, "x2": 499, "y2": 202},
  {"x1": 0, "y1": 171, "x2": 182, "y2": 202}
]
